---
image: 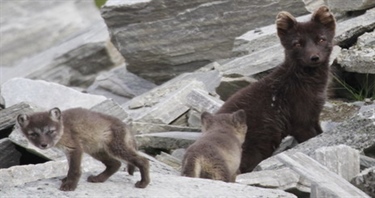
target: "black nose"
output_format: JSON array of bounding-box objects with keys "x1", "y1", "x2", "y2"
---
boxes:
[
  {"x1": 40, "y1": 144, "x2": 48, "y2": 148},
  {"x1": 310, "y1": 55, "x2": 320, "y2": 62}
]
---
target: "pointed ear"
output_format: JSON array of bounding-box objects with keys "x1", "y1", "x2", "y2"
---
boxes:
[
  {"x1": 232, "y1": 109, "x2": 246, "y2": 125},
  {"x1": 17, "y1": 114, "x2": 30, "y2": 127},
  {"x1": 311, "y1": 6, "x2": 335, "y2": 32},
  {"x1": 201, "y1": 112, "x2": 213, "y2": 129},
  {"x1": 49, "y1": 107, "x2": 61, "y2": 121},
  {"x1": 276, "y1": 11, "x2": 297, "y2": 37}
]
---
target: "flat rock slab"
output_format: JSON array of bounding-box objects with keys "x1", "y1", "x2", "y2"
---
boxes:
[
  {"x1": 277, "y1": 152, "x2": 370, "y2": 198},
  {"x1": 236, "y1": 167, "x2": 310, "y2": 193},
  {"x1": 2, "y1": 78, "x2": 107, "y2": 110},
  {"x1": 101, "y1": 0, "x2": 307, "y2": 83},
  {"x1": 0, "y1": 171, "x2": 296, "y2": 198},
  {"x1": 136, "y1": 132, "x2": 201, "y2": 150},
  {"x1": 0, "y1": 102, "x2": 35, "y2": 131}
]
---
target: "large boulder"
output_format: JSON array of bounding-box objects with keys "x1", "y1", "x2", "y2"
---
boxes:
[
  {"x1": 101, "y1": 0, "x2": 308, "y2": 84},
  {"x1": 1, "y1": 0, "x2": 124, "y2": 87}
]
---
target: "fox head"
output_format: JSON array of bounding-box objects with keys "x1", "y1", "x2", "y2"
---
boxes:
[
  {"x1": 201, "y1": 109, "x2": 248, "y2": 143},
  {"x1": 17, "y1": 108, "x2": 64, "y2": 150},
  {"x1": 276, "y1": 6, "x2": 336, "y2": 67}
]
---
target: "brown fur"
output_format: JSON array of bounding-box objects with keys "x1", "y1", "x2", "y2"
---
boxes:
[
  {"x1": 181, "y1": 110, "x2": 247, "y2": 182},
  {"x1": 216, "y1": 6, "x2": 336, "y2": 173},
  {"x1": 17, "y1": 107, "x2": 150, "y2": 191}
]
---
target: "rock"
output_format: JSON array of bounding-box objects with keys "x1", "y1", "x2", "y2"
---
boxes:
[
  {"x1": 1, "y1": 1, "x2": 123, "y2": 87},
  {"x1": 187, "y1": 109, "x2": 202, "y2": 128},
  {"x1": 0, "y1": 0, "x2": 102, "y2": 68},
  {"x1": 273, "y1": 136, "x2": 299, "y2": 155},
  {"x1": 0, "y1": 93, "x2": 4, "y2": 110},
  {"x1": 360, "y1": 155, "x2": 375, "y2": 169},
  {"x1": 155, "y1": 152, "x2": 182, "y2": 171},
  {"x1": 136, "y1": 132, "x2": 200, "y2": 151},
  {"x1": 90, "y1": 99, "x2": 129, "y2": 121},
  {"x1": 132, "y1": 122, "x2": 200, "y2": 135},
  {"x1": 185, "y1": 88, "x2": 223, "y2": 114},
  {"x1": 101, "y1": 0, "x2": 308, "y2": 84},
  {"x1": 277, "y1": 152, "x2": 370, "y2": 198},
  {"x1": 0, "y1": 102, "x2": 35, "y2": 131},
  {"x1": 237, "y1": 167, "x2": 310, "y2": 193},
  {"x1": 0, "y1": 138, "x2": 21, "y2": 169},
  {"x1": 315, "y1": 145, "x2": 360, "y2": 181},
  {"x1": 1, "y1": 78, "x2": 107, "y2": 110},
  {"x1": 0, "y1": 171, "x2": 297, "y2": 197},
  {"x1": 302, "y1": 0, "x2": 325, "y2": 12},
  {"x1": 123, "y1": 70, "x2": 221, "y2": 124},
  {"x1": 351, "y1": 166, "x2": 375, "y2": 197},
  {"x1": 27, "y1": 38, "x2": 124, "y2": 87},
  {"x1": 87, "y1": 65, "x2": 157, "y2": 104},
  {"x1": 171, "y1": 148, "x2": 186, "y2": 161},
  {"x1": 216, "y1": 76, "x2": 256, "y2": 101},
  {"x1": 334, "y1": 7, "x2": 375, "y2": 46},
  {"x1": 337, "y1": 30, "x2": 375, "y2": 74},
  {"x1": 325, "y1": 0, "x2": 375, "y2": 12}
]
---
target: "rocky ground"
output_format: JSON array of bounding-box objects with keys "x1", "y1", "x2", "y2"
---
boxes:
[{"x1": 1, "y1": 0, "x2": 375, "y2": 197}]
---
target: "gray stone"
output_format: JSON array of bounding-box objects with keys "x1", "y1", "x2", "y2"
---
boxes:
[
  {"x1": 123, "y1": 70, "x2": 221, "y2": 124},
  {"x1": 360, "y1": 155, "x2": 375, "y2": 169},
  {"x1": 0, "y1": 102, "x2": 35, "y2": 131},
  {"x1": 130, "y1": 80, "x2": 205, "y2": 124},
  {"x1": 273, "y1": 136, "x2": 299, "y2": 155},
  {"x1": 90, "y1": 99, "x2": 129, "y2": 121},
  {"x1": 171, "y1": 148, "x2": 186, "y2": 161},
  {"x1": 185, "y1": 88, "x2": 223, "y2": 114},
  {"x1": 1, "y1": 78, "x2": 107, "y2": 110},
  {"x1": 155, "y1": 152, "x2": 182, "y2": 171},
  {"x1": 237, "y1": 167, "x2": 310, "y2": 193},
  {"x1": 334, "y1": 7, "x2": 375, "y2": 45},
  {"x1": 187, "y1": 109, "x2": 202, "y2": 128},
  {"x1": 0, "y1": 0, "x2": 102, "y2": 68},
  {"x1": 131, "y1": 122, "x2": 200, "y2": 135},
  {"x1": 136, "y1": 132, "x2": 201, "y2": 151},
  {"x1": 303, "y1": 0, "x2": 375, "y2": 12},
  {"x1": 26, "y1": 39, "x2": 124, "y2": 88},
  {"x1": 87, "y1": 65, "x2": 157, "y2": 104},
  {"x1": 325, "y1": 0, "x2": 375, "y2": 12},
  {"x1": 337, "y1": 30, "x2": 375, "y2": 74},
  {"x1": 0, "y1": 171, "x2": 296, "y2": 197},
  {"x1": 1, "y1": 1, "x2": 123, "y2": 87},
  {"x1": 101, "y1": 0, "x2": 308, "y2": 84},
  {"x1": 315, "y1": 145, "x2": 360, "y2": 181},
  {"x1": 277, "y1": 152, "x2": 370, "y2": 198},
  {"x1": 0, "y1": 138, "x2": 21, "y2": 169},
  {"x1": 0, "y1": 93, "x2": 4, "y2": 110},
  {"x1": 351, "y1": 166, "x2": 375, "y2": 197},
  {"x1": 216, "y1": 76, "x2": 256, "y2": 101}
]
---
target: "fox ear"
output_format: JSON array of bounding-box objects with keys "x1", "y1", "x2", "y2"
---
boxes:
[
  {"x1": 201, "y1": 112, "x2": 213, "y2": 130},
  {"x1": 49, "y1": 107, "x2": 61, "y2": 121},
  {"x1": 276, "y1": 11, "x2": 297, "y2": 37},
  {"x1": 17, "y1": 114, "x2": 30, "y2": 127},
  {"x1": 232, "y1": 109, "x2": 246, "y2": 125},
  {"x1": 311, "y1": 6, "x2": 335, "y2": 32}
]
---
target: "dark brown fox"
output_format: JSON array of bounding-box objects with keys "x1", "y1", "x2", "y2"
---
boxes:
[
  {"x1": 17, "y1": 107, "x2": 150, "y2": 191},
  {"x1": 216, "y1": 6, "x2": 336, "y2": 173}
]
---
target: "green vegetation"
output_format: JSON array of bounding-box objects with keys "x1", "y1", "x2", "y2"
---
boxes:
[
  {"x1": 332, "y1": 73, "x2": 375, "y2": 101},
  {"x1": 94, "y1": 0, "x2": 107, "y2": 8}
]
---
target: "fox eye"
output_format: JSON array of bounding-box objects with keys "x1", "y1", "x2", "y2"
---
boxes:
[
  {"x1": 318, "y1": 37, "x2": 326, "y2": 43},
  {"x1": 29, "y1": 133, "x2": 39, "y2": 138},
  {"x1": 47, "y1": 130, "x2": 55, "y2": 135},
  {"x1": 292, "y1": 41, "x2": 301, "y2": 48}
]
